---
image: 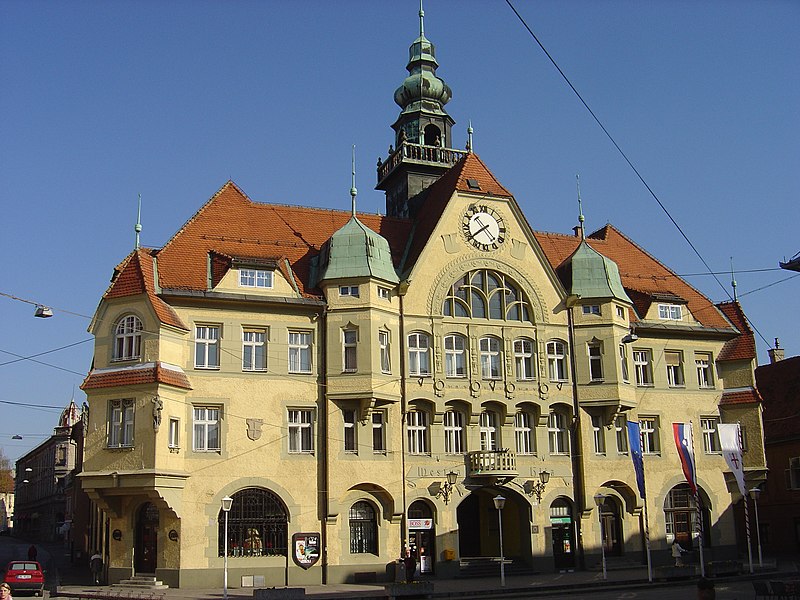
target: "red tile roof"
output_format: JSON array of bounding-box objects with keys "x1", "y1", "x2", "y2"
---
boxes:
[
  {"x1": 756, "y1": 356, "x2": 800, "y2": 441},
  {"x1": 716, "y1": 301, "x2": 757, "y2": 361},
  {"x1": 81, "y1": 363, "x2": 192, "y2": 391},
  {"x1": 718, "y1": 388, "x2": 763, "y2": 406}
]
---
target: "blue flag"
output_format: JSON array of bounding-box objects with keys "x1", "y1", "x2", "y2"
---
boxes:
[{"x1": 627, "y1": 421, "x2": 647, "y2": 500}]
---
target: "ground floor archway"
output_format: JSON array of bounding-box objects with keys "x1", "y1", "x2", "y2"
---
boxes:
[
  {"x1": 550, "y1": 497, "x2": 576, "y2": 570},
  {"x1": 134, "y1": 502, "x2": 159, "y2": 574},
  {"x1": 456, "y1": 488, "x2": 531, "y2": 561}
]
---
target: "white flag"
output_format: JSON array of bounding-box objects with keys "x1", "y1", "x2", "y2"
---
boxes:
[{"x1": 718, "y1": 423, "x2": 746, "y2": 496}]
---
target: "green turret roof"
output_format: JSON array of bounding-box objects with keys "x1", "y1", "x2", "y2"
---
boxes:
[
  {"x1": 566, "y1": 240, "x2": 631, "y2": 303},
  {"x1": 318, "y1": 216, "x2": 399, "y2": 285}
]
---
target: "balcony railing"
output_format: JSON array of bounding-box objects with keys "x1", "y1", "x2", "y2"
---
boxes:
[
  {"x1": 467, "y1": 450, "x2": 518, "y2": 478},
  {"x1": 378, "y1": 141, "x2": 468, "y2": 182}
]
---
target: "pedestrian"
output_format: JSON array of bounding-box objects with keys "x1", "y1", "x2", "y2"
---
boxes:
[
  {"x1": 27, "y1": 545, "x2": 37, "y2": 561},
  {"x1": 403, "y1": 552, "x2": 416, "y2": 583},
  {"x1": 90, "y1": 551, "x2": 103, "y2": 584},
  {"x1": 0, "y1": 582, "x2": 13, "y2": 599},
  {"x1": 671, "y1": 540, "x2": 686, "y2": 567}
]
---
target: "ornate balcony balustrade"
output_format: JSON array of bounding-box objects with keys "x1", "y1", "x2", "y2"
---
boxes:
[
  {"x1": 467, "y1": 449, "x2": 518, "y2": 478},
  {"x1": 378, "y1": 142, "x2": 467, "y2": 181}
]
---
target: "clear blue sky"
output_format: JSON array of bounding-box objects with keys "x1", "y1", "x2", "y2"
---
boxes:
[{"x1": 1, "y1": 0, "x2": 797, "y2": 464}]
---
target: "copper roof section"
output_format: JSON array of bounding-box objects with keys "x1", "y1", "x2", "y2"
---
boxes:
[{"x1": 81, "y1": 363, "x2": 192, "y2": 391}]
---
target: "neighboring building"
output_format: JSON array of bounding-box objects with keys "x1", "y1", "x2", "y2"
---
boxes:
[
  {"x1": 78, "y1": 9, "x2": 766, "y2": 589},
  {"x1": 754, "y1": 346, "x2": 800, "y2": 554},
  {"x1": 14, "y1": 399, "x2": 82, "y2": 541},
  {"x1": 0, "y1": 490, "x2": 13, "y2": 533}
]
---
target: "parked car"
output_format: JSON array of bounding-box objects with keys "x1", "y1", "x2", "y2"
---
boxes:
[{"x1": 3, "y1": 561, "x2": 45, "y2": 596}]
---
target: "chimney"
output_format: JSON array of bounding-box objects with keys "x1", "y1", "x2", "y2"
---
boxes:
[
  {"x1": 572, "y1": 225, "x2": 583, "y2": 238},
  {"x1": 768, "y1": 338, "x2": 785, "y2": 364}
]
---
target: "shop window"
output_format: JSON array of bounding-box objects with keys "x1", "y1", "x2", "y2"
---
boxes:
[{"x1": 217, "y1": 488, "x2": 287, "y2": 557}]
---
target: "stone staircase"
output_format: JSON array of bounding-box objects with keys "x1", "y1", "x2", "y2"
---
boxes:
[
  {"x1": 458, "y1": 557, "x2": 536, "y2": 578},
  {"x1": 111, "y1": 575, "x2": 169, "y2": 590}
]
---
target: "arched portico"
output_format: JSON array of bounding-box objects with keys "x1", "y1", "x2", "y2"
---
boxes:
[{"x1": 456, "y1": 487, "x2": 531, "y2": 563}]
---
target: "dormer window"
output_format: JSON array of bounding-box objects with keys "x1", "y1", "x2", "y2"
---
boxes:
[
  {"x1": 240, "y1": 268, "x2": 273, "y2": 289},
  {"x1": 658, "y1": 303, "x2": 682, "y2": 320}
]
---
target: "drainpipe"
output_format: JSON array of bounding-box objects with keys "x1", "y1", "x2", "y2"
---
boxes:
[
  {"x1": 398, "y1": 281, "x2": 410, "y2": 559},
  {"x1": 566, "y1": 307, "x2": 587, "y2": 570},
  {"x1": 319, "y1": 306, "x2": 329, "y2": 584}
]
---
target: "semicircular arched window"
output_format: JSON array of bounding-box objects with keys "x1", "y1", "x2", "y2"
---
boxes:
[
  {"x1": 442, "y1": 269, "x2": 532, "y2": 322},
  {"x1": 217, "y1": 488, "x2": 288, "y2": 557},
  {"x1": 113, "y1": 315, "x2": 142, "y2": 361}
]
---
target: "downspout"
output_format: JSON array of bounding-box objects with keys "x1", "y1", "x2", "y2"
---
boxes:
[
  {"x1": 567, "y1": 307, "x2": 587, "y2": 570},
  {"x1": 398, "y1": 281, "x2": 410, "y2": 558},
  {"x1": 319, "y1": 305, "x2": 329, "y2": 584}
]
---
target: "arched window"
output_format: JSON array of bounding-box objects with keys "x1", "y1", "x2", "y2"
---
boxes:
[
  {"x1": 407, "y1": 332, "x2": 431, "y2": 376},
  {"x1": 349, "y1": 501, "x2": 378, "y2": 554},
  {"x1": 423, "y1": 124, "x2": 442, "y2": 146},
  {"x1": 664, "y1": 484, "x2": 711, "y2": 549},
  {"x1": 114, "y1": 315, "x2": 142, "y2": 361},
  {"x1": 442, "y1": 269, "x2": 532, "y2": 322},
  {"x1": 217, "y1": 488, "x2": 288, "y2": 557},
  {"x1": 547, "y1": 340, "x2": 568, "y2": 381}
]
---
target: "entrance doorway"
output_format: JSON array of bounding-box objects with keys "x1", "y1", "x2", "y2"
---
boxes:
[
  {"x1": 135, "y1": 502, "x2": 159, "y2": 574},
  {"x1": 550, "y1": 498, "x2": 576, "y2": 570},
  {"x1": 600, "y1": 497, "x2": 622, "y2": 556},
  {"x1": 408, "y1": 501, "x2": 435, "y2": 575},
  {"x1": 456, "y1": 489, "x2": 530, "y2": 561}
]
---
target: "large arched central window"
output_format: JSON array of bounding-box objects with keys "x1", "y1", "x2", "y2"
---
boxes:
[
  {"x1": 442, "y1": 269, "x2": 532, "y2": 322},
  {"x1": 218, "y1": 488, "x2": 288, "y2": 557}
]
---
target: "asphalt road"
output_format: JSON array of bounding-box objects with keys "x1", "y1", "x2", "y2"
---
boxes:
[{"x1": 534, "y1": 580, "x2": 753, "y2": 599}]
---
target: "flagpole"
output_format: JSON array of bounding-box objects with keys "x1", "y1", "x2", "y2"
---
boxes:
[
  {"x1": 739, "y1": 423, "x2": 754, "y2": 574},
  {"x1": 639, "y1": 428, "x2": 653, "y2": 583},
  {"x1": 688, "y1": 424, "x2": 706, "y2": 577}
]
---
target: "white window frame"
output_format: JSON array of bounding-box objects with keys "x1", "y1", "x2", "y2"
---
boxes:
[
  {"x1": 548, "y1": 410, "x2": 569, "y2": 455},
  {"x1": 108, "y1": 399, "x2": 134, "y2": 448},
  {"x1": 343, "y1": 328, "x2": 358, "y2": 373},
  {"x1": 514, "y1": 338, "x2": 535, "y2": 381},
  {"x1": 480, "y1": 336, "x2": 502, "y2": 380},
  {"x1": 443, "y1": 410, "x2": 466, "y2": 454},
  {"x1": 168, "y1": 417, "x2": 180, "y2": 449},
  {"x1": 696, "y1": 353, "x2": 714, "y2": 388},
  {"x1": 339, "y1": 285, "x2": 359, "y2": 297},
  {"x1": 616, "y1": 305, "x2": 626, "y2": 318},
  {"x1": 619, "y1": 344, "x2": 630, "y2": 383},
  {"x1": 547, "y1": 340, "x2": 568, "y2": 382},
  {"x1": 288, "y1": 408, "x2": 314, "y2": 453},
  {"x1": 407, "y1": 332, "x2": 431, "y2": 376},
  {"x1": 665, "y1": 350, "x2": 685, "y2": 387},
  {"x1": 592, "y1": 415, "x2": 606, "y2": 455},
  {"x1": 113, "y1": 315, "x2": 142, "y2": 361},
  {"x1": 588, "y1": 342, "x2": 603, "y2": 382},
  {"x1": 379, "y1": 330, "x2": 391, "y2": 374},
  {"x1": 344, "y1": 409, "x2": 357, "y2": 453},
  {"x1": 640, "y1": 416, "x2": 660, "y2": 455},
  {"x1": 242, "y1": 328, "x2": 267, "y2": 372},
  {"x1": 288, "y1": 331, "x2": 312, "y2": 374},
  {"x1": 193, "y1": 406, "x2": 221, "y2": 452},
  {"x1": 239, "y1": 268, "x2": 273, "y2": 289},
  {"x1": 444, "y1": 334, "x2": 467, "y2": 378},
  {"x1": 701, "y1": 417, "x2": 721, "y2": 454},
  {"x1": 658, "y1": 303, "x2": 682, "y2": 320},
  {"x1": 515, "y1": 411, "x2": 535, "y2": 455},
  {"x1": 633, "y1": 349, "x2": 653, "y2": 386},
  {"x1": 372, "y1": 411, "x2": 386, "y2": 454},
  {"x1": 479, "y1": 410, "x2": 499, "y2": 451},
  {"x1": 582, "y1": 305, "x2": 601, "y2": 315},
  {"x1": 195, "y1": 325, "x2": 220, "y2": 369},
  {"x1": 377, "y1": 286, "x2": 391, "y2": 300},
  {"x1": 407, "y1": 410, "x2": 429, "y2": 455}
]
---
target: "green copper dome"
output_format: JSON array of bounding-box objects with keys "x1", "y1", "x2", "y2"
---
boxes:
[
  {"x1": 318, "y1": 216, "x2": 399, "y2": 285},
  {"x1": 566, "y1": 240, "x2": 631, "y2": 303}
]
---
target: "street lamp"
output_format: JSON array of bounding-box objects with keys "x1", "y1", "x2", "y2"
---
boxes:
[
  {"x1": 493, "y1": 495, "x2": 506, "y2": 588},
  {"x1": 437, "y1": 471, "x2": 459, "y2": 504},
  {"x1": 593, "y1": 493, "x2": 607, "y2": 580},
  {"x1": 749, "y1": 488, "x2": 763, "y2": 568},
  {"x1": 221, "y1": 496, "x2": 233, "y2": 599}
]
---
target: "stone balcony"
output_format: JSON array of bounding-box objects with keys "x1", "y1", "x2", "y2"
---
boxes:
[
  {"x1": 466, "y1": 449, "x2": 518, "y2": 478},
  {"x1": 377, "y1": 141, "x2": 467, "y2": 182}
]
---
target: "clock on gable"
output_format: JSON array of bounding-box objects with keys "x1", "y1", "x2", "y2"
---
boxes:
[{"x1": 462, "y1": 205, "x2": 506, "y2": 251}]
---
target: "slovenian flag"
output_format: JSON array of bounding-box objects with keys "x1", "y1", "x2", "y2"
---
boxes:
[
  {"x1": 627, "y1": 421, "x2": 647, "y2": 500},
  {"x1": 673, "y1": 422, "x2": 698, "y2": 495}
]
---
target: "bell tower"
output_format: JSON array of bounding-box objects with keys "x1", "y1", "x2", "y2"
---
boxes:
[{"x1": 376, "y1": 2, "x2": 467, "y2": 218}]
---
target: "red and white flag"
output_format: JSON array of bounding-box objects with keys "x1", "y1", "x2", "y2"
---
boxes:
[{"x1": 718, "y1": 423, "x2": 746, "y2": 496}]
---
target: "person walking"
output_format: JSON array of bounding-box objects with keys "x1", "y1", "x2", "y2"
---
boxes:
[
  {"x1": 0, "y1": 582, "x2": 13, "y2": 599},
  {"x1": 27, "y1": 545, "x2": 37, "y2": 561},
  {"x1": 672, "y1": 540, "x2": 686, "y2": 567},
  {"x1": 90, "y1": 551, "x2": 103, "y2": 584}
]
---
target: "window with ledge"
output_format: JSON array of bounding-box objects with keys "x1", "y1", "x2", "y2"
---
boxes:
[
  {"x1": 515, "y1": 411, "x2": 535, "y2": 455},
  {"x1": 195, "y1": 325, "x2": 220, "y2": 369},
  {"x1": 633, "y1": 349, "x2": 653, "y2": 386},
  {"x1": 193, "y1": 406, "x2": 221, "y2": 452},
  {"x1": 582, "y1": 305, "x2": 601, "y2": 315},
  {"x1": 658, "y1": 303, "x2": 682, "y2": 320},
  {"x1": 616, "y1": 305, "x2": 626, "y2": 318},
  {"x1": 113, "y1": 315, "x2": 142, "y2": 361},
  {"x1": 108, "y1": 399, "x2": 134, "y2": 448},
  {"x1": 372, "y1": 411, "x2": 386, "y2": 454},
  {"x1": 479, "y1": 410, "x2": 499, "y2": 451},
  {"x1": 343, "y1": 329, "x2": 358, "y2": 373},
  {"x1": 168, "y1": 418, "x2": 180, "y2": 449},
  {"x1": 217, "y1": 488, "x2": 287, "y2": 558},
  {"x1": 696, "y1": 353, "x2": 714, "y2": 388},
  {"x1": 288, "y1": 331, "x2": 312, "y2": 374},
  {"x1": 514, "y1": 338, "x2": 535, "y2": 380},
  {"x1": 242, "y1": 328, "x2": 267, "y2": 371},
  {"x1": 339, "y1": 285, "x2": 359, "y2": 297},
  {"x1": 548, "y1": 410, "x2": 569, "y2": 455},
  {"x1": 480, "y1": 336, "x2": 502, "y2": 380},
  {"x1": 588, "y1": 342, "x2": 603, "y2": 381},
  {"x1": 442, "y1": 269, "x2": 532, "y2": 321},
  {"x1": 407, "y1": 410, "x2": 429, "y2": 454},
  {"x1": 349, "y1": 501, "x2": 377, "y2": 555},
  {"x1": 444, "y1": 334, "x2": 467, "y2": 378},
  {"x1": 619, "y1": 344, "x2": 630, "y2": 383},
  {"x1": 344, "y1": 409, "x2": 357, "y2": 453},
  {"x1": 665, "y1": 351, "x2": 685, "y2": 387},
  {"x1": 547, "y1": 340, "x2": 568, "y2": 382},
  {"x1": 407, "y1": 332, "x2": 431, "y2": 376},
  {"x1": 701, "y1": 417, "x2": 721, "y2": 453},
  {"x1": 379, "y1": 330, "x2": 391, "y2": 374},
  {"x1": 443, "y1": 410, "x2": 466, "y2": 454},
  {"x1": 615, "y1": 414, "x2": 628, "y2": 454},
  {"x1": 640, "y1": 417, "x2": 660, "y2": 454},
  {"x1": 377, "y1": 286, "x2": 391, "y2": 300},
  {"x1": 239, "y1": 268, "x2": 273, "y2": 289},
  {"x1": 592, "y1": 415, "x2": 606, "y2": 455},
  {"x1": 288, "y1": 409, "x2": 314, "y2": 453}
]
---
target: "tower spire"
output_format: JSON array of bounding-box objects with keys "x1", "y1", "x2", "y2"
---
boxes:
[
  {"x1": 576, "y1": 174, "x2": 585, "y2": 240},
  {"x1": 467, "y1": 120, "x2": 474, "y2": 153},
  {"x1": 419, "y1": 0, "x2": 424, "y2": 38},
  {"x1": 350, "y1": 145, "x2": 358, "y2": 217},
  {"x1": 134, "y1": 193, "x2": 142, "y2": 249},
  {"x1": 730, "y1": 256, "x2": 738, "y2": 301}
]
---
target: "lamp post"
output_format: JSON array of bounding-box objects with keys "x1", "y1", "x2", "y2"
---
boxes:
[
  {"x1": 493, "y1": 495, "x2": 506, "y2": 587},
  {"x1": 221, "y1": 496, "x2": 233, "y2": 599},
  {"x1": 593, "y1": 493, "x2": 607, "y2": 580},
  {"x1": 749, "y1": 488, "x2": 763, "y2": 568}
]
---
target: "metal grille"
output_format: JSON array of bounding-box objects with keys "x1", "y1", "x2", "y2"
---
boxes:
[
  {"x1": 349, "y1": 501, "x2": 377, "y2": 554},
  {"x1": 218, "y1": 488, "x2": 288, "y2": 557}
]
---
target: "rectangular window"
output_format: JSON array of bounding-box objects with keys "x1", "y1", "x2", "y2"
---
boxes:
[
  {"x1": 696, "y1": 353, "x2": 714, "y2": 388},
  {"x1": 547, "y1": 340, "x2": 568, "y2": 381},
  {"x1": 514, "y1": 338, "x2": 535, "y2": 380},
  {"x1": 619, "y1": 344, "x2": 630, "y2": 383},
  {"x1": 288, "y1": 409, "x2": 314, "y2": 453},
  {"x1": 592, "y1": 415, "x2": 606, "y2": 455},
  {"x1": 242, "y1": 328, "x2": 267, "y2": 371},
  {"x1": 407, "y1": 410, "x2": 429, "y2": 455},
  {"x1": 479, "y1": 411, "x2": 498, "y2": 451},
  {"x1": 239, "y1": 268, "x2": 273, "y2": 289},
  {"x1": 787, "y1": 457, "x2": 800, "y2": 490},
  {"x1": 444, "y1": 335, "x2": 466, "y2": 378},
  {"x1": 193, "y1": 406, "x2": 221, "y2": 452},
  {"x1": 548, "y1": 411, "x2": 568, "y2": 455},
  {"x1": 588, "y1": 343, "x2": 603, "y2": 381},
  {"x1": 515, "y1": 412, "x2": 534, "y2": 455},
  {"x1": 168, "y1": 418, "x2": 180, "y2": 449},
  {"x1": 480, "y1": 337, "x2": 502, "y2": 380},
  {"x1": 379, "y1": 330, "x2": 391, "y2": 374},
  {"x1": 372, "y1": 411, "x2": 386, "y2": 454},
  {"x1": 701, "y1": 417, "x2": 721, "y2": 453},
  {"x1": 615, "y1": 415, "x2": 628, "y2": 454},
  {"x1": 633, "y1": 349, "x2": 653, "y2": 386},
  {"x1": 444, "y1": 411, "x2": 465, "y2": 454},
  {"x1": 408, "y1": 333, "x2": 431, "y2": 376},
  {"x1": 616, "y1": 305, "x2": 626, "y2": 318},
  {"x1": 339, "y1": 285, "x2": 359, "y2": 297},
  {"x1": 195, "y1": 325, "x2": 220, "y2": 369},
  {"x1": 377, "y1": 286, "x2": 391, "y2": 300},
  {"x1": 344, "y1": 409, "x2": 357, "y2": 453},
  {"x1": 582, "y1": 305, "x2": 601, "y2": 315},
  {"x1": 640, "y1": 417, "x2": 660, "y2": 455},
  {"x1": 343, "y1": 329, "x2": 358, "y2": 373},
  {"x1": 288, "y1": 331, "x2": 312, "y2": 374},
  {"x1": 108, "y1": 399, "x2": 134, "y2": 448},
  {"x1": 658, "y1": 303, "x2": 682, "y2": 320},
  {"x1": 665, "y1": 351, "x2": 685, "y2": 387}
]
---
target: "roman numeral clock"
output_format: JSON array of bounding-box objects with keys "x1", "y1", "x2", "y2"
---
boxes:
[{"x1": 462, "y1": 205, "x2": 506, "y2": 251}]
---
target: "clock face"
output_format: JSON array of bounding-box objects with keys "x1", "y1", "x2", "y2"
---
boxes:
[{"x1": 462, "y1": 205, "x2": 506, "y2": 251}]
